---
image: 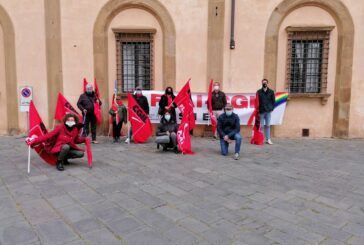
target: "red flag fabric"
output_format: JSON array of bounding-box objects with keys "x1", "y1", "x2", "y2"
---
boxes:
[
  {"x1": 249, "y1": 92, "x2": 264, "y2": 145},
  {"x1": 83, "y1": 78, "x2": 88, "y2": 93},
  {"x1": 93, "y1": 78, "x2": 102, "y2": 125},
  {"x1": 28, "y1": 101, "x2": 57, "y2": 165},
  {"x1": 85, "y1": 137, "x2": 93, "y2": 168},
  {"x1": 127, "y1": 92, "x2": 152, "y2": 143},
  {"x1": 177, "y1": 113, "x2": 194, "y2": 154},
  {"x1": 207, "y1": 80, "x2": 217, "y2": 134},
  {"x1": 54, "y1": 93, "x2": 82, "y2": 121},
  {"x1": 174, "y1": 79, "x2": 195, "y2": 129}
]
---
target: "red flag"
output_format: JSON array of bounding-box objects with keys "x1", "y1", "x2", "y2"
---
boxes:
[
  {"x1": 249, "y1": 93, "x2": 264, "y2": 145},
  {"x1": 177, "y1": 114, "x2": 194, "y2": 154},
  {"x1": 174, "y1": 79, "x2": 195, "y2": 129},
  {"x1": 127, "y1": 92, "x2": 152, "y2": 143},
  {"x1": 54, "y1": 93, "x2": 82, "y2": 121},
  {"x1": 207, "y1": 80, "x2": 217, "y2": 134},
  {"x1": 93, "y1": 78, "x2": 102, "y2": 125},
  {"x1": 28, "y1": 101, "x2": 57, "y2": 165},
  {"x1": 85, "y1": 137, "x2": 93, "y2": 168},
  {"x1": 83, "y1": 78, "x2": 88, "y2": 92}
]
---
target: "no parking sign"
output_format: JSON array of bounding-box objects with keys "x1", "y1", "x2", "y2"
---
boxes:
[{"x1": 19, "y1": 86, "x2": 33, "y2": 112}]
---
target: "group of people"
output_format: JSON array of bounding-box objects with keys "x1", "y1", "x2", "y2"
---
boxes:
[{"x1": 26, "y1": 79, "x2": 276, "y2": 170}]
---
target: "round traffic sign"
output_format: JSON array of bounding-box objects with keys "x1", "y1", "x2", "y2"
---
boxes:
[{"x1": 21, "y1": 88, "x2": 31, "y2": 98}]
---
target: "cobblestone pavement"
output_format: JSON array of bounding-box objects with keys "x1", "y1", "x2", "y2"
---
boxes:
[{"x1": 1, "y1": 136, "x2": 364, "y2": 245}]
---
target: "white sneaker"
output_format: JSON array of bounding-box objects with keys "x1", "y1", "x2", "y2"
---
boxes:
[
  {"x1": 267, "y1": 139, "x2": 273, "y2": 145},
  {"x1": 125, "y1": 138, "x2": 130, "y2": 144},
  {"x1": 234, "y1": 153, "x2": 240, "y2": 160}
]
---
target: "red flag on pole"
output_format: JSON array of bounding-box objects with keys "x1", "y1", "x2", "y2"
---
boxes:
[
  {"x1": 207, "y1": 80, "x2": 217, "y2": 134},
  {"x1": 28, "y1": 101, "x2": 57, "y2": 165},
  {"x1": 174, "y1": 79, "x2": 195, "y2": 129},
  {"x1": 127, "y1": 92, "x2": 152, "y2": 143},
  {"x1": 85, "y1": 137, "x2": 93, "y2": 168},
  {"x1": 83, "y1": 78, "x2": 88, "y2": 92},
  {"x1": 93, "y1": 78, "x2": 102, "y2": 125},
  {"x1": 177, "y1": 114, "x2": 194, "y2": 154},
  {"x1": 54, "y1": 93, "x2": 82, "y2": 121},
  {"x1": 249, "y1": 93, "x2": 264, "y2": 145}
]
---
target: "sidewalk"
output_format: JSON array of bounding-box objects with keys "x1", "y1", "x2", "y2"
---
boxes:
[{"x1": 0, "y1": 136, "x2": 364, "y2": 245}]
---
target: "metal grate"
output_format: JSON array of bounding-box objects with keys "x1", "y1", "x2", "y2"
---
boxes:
[
  {"x1": 286, "y1": 31, "x2": 330, "y2": 93},
  {"x1": 115, "y1": 33, "x2": 153, "y2": 93}
]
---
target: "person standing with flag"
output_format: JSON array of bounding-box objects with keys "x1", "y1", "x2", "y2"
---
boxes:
[
  {"x1": 77, "y1": 84, "x2": 102, "y2": 143},
  {"x1": 211, "y1": 81, "x2": 227, "y2": 139},
  {"x1": 109, "y1": 95, "x2": 127, "y2": 143},
  {"x1": 257, "y1": 79, "x2": 275, "y2": 145},
  {"x1": 158, "y1": 87, "x2": 177, "y2": 122},
  {"x1": 26, "y1": 114, "x2": 86, "y2": 171},
  {"x1": 217, "y1": 103, "x2": 242, "y2": 160}
]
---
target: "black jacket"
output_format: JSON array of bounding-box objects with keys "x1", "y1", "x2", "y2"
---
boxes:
[
  {"x1": 77, "y1": 92, "x2": 102, "y2": 115},
  {"x1": 217, "y1": 113, "x2": 240, "y2": 139},
  {"x1": 257, "y1": 88, "x2": 275, "y2": 113},
  {"x1": 211, "y1": 91, "x2": 227, "y2": 110},
  {"x1": 158, "y1": 94, "x2": 177, "y2": 120},
  {"x1": 133, "y1": 94, "x2": 150, "y2": 115},
  {"x1": 156, "y1": 118, "x2": 178, "y2": 136}
]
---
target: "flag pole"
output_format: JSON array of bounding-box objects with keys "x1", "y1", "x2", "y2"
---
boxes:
[{"x1": 27, "y1": 145, "x2": 31, "y2": 174}]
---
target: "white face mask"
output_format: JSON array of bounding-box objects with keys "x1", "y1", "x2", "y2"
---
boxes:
[
  {"x1": 136, "y1": 90, "x2": 142, "y2": 95},
  {"x1": 65, "y1": 121, "x2": 76, "y2": 127},
  {"x1": 226, "y1": 111, "x2": 233, "y2": 116},
  {"x1": 214, "y1": 86, "x2": 219, "y2": 91},
  {"x1": 164, "y1": 115, "x2": 171, "y2": 121}
]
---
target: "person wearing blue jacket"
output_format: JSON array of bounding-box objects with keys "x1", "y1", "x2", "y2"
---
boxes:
[{"x1": 217, "y1": 103, "x2": 242, "y2": 160}]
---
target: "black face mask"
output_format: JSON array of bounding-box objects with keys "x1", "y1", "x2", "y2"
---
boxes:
[
  {"x1": 166, "y1": 90, "x2": 172, "y2": 95},
  {"x1": 262, "y1": 84, "x2": 268, "y2": 88}
]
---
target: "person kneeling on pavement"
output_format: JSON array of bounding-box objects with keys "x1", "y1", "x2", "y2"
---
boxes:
[
  {"x1": 26, "y1": 114, "x2": 86, "y2": 171},
  {"x1": 217, "y1": 103, "x2": 242, "y2": 160},
  {"x1": 155, "y1": 111, "x2": 179, "y2": 153}
]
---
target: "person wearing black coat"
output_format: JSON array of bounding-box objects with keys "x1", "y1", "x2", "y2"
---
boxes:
[
  {"x1": 256, "y1": 79, "x2": 275, "y2": 145},
  {"x1": 133, "y1": 86, "x2": 149, "y2": 115},
  {"x1": 156, "y1": 111, "x2": 179, "y2": 153},
  {"x1": 158, "y1": 87, "x2": 177, "y2": 122},
  {"x1": 77, "y1": 84, "x2": 102, "y2": 143},
  {"x1": 217, "y1": 103, "x2": 242, "y2": 160}
]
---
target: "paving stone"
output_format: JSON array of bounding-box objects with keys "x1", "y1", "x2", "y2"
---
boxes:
[
  {"x1": 36, "y1": 220, "x2": 78, "y2": 245},
  {"x1": 0, "y1": 221, "x2": 38, "y2": 245},
  {"x1": 105, "y1": 216, "x2": 145, "y2": 236},
  {"x1": 82, "y1": 228, "x2": 121, "y2": 245},
  {"x1": 124, "y1": 229, "x2": 170, "y2": 245},
  {"x1": 155, "y1": 205, "x2": 187, "y2": 222},
  {"x1": 73, "y1": 218, "x2": 104, "y2": 234},
  {"x1": 178, "y1": 217, "x2": 210, "y2": 233}
]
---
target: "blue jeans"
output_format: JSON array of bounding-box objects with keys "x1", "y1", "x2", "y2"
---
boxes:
[
  {"x1": 260, "y1": 112, "x2": 271, "y2": 140},
  {"x1": 220, "y1": 133, "x2": 242, "y2": 155}
]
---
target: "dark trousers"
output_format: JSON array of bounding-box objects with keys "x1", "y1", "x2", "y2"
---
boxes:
[
  {"x1": 112, "y1": 121, "x2": 123, "y2": 139},
  {"x1": 58, "y1": 144, "x2": 84, "y2": 161},
  {"x1": 83, "y1": 113, "x2": 97, "y2": 140}
]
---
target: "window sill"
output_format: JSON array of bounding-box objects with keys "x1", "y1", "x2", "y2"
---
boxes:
[{"x1": 288, "y1": 93, "x2": 331, "y2": 105}]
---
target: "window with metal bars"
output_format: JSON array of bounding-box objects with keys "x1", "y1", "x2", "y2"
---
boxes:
[
  {"x1": 115, "y1": 32, "x2": 154, "y2": 93},
  {"x1": 286, "y1": 29, "x2": 331, "y2": 94}
]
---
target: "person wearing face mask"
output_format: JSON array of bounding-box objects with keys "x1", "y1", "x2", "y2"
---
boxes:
[
  {"x1": 77, "y1": 84, "x2": 102, "y2": 144},
  {"x1": 133, "y1": 86, "x2": 149, "y2": 115},
  {"x1": 217, "y1": 103, "x2": 242, "y2": 160},
  {"x1": 158, "y1": 86, "x2": 177, "y2": 122},
  {"x1": 156, "y1": 110, "x2": 179, "y2": 153},
  {"x1": 26, "y1": 114, "x2": 86, "y2": 171},
  {"x1": 211, "y1": 82, "x2": 227, "y2": 139},
  {"x1": 257, "y1": 79, "x2": 275, "y2": 145},
  {"x1": 109, "y1": 95, "x2": 127, "y2": 143}
]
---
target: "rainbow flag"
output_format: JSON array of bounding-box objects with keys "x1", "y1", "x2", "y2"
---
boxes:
[{"x1": 274, "y1": 92, "x2": 288, "y2": 108}]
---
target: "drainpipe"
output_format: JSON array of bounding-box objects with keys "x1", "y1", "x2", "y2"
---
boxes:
[{"x1": 230, "y1": 0, "x2": 236, "y2": 49}]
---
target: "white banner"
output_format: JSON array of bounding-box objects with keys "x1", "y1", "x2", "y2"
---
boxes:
[{"x1": 138, "y1": 90, "x2": 287, "y2": 125}]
